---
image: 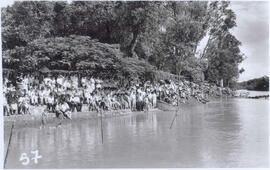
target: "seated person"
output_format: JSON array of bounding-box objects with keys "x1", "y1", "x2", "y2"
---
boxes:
[{"x1": 55, "y1": 98, "x2": 72, "y2": 119}]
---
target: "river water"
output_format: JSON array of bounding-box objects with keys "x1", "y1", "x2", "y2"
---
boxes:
[{"x1": 5, "y1": 98, "x2": 269, "y2": 168}]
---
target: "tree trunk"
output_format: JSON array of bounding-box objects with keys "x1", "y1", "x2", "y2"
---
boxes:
[
  {"x1": 220, "y1": 79, "x2": 223, "y2": 87},
  {"x1": 201, "y1": 34, "x2": 212, "y2": 59},
  {"x1": 128, "y1": 29, "x2": 139, "y2": 58},
  {"x1": 193, "y1": 41, "x2": 198, "y2": 57}
]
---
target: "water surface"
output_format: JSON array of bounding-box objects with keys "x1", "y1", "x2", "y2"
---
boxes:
[{"x1": 5, "y1": 98, "x2": 269, "y2": 168}]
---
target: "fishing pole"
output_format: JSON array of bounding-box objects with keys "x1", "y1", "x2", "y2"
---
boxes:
[{"x1": 4, "y1": 122, "x2": 14, "y2": 168}]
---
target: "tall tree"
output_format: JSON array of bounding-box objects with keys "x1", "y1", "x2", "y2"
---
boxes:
[
  {"x1": 151, "y1": 1, "x2": 209, "y2": 76},
  {"x1": 115, "y1": 1, "x2": 167, "y2": 57},
  {"x1": 202, "y1": 1, "x2": 243, "y2": 87},
  {"x1": 2, "y1": 1, "x2": 55, "y2": 50}
]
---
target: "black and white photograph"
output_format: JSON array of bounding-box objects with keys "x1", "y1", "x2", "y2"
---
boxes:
[{"x1": 1, "y1": 0, "x2": 269, "y2": 168}]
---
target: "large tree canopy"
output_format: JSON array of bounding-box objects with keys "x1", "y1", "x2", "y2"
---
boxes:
[
  {"x1": 3, "y1": 35, "x2": 161, "y2": 81},
  {"x1": 2, "y1": 1, "x2": 245, "y2": 87}
]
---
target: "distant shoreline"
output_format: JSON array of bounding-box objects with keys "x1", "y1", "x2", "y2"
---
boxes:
[{"x1": 235, "y1": 89, "x2": 269, "y2": 98}]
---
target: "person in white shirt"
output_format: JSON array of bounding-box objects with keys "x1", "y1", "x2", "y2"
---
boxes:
[
  {"x1": 147, "y1": 92, "x2": 153, "y2": 109},
  {"x1": 70, "y1": 93, "x2": 81, "y2": 112},
  {"x1": 19, "y1": 95, "x2": 30, "y2": 115},
  {"x1": 39, "y1": 88, "x2": 45, "y2": 105},
  {"x1": 130, "y1": 90, "x2": 136, "y2": 111},
  {"x1": 56, "y1": 75, "x2": 64, "y2": 88},
  {"x1": 3, "y1": 94, "x2": 9, "y2": 116},
  {"x1": 152, "y1": 91, "x2": 157, "y2": 108},
  {"x1": 136, "y1": 87, "x2": 145, "y2": 111},
  {"x1": 144, "y1": 95, "x2": 150, "y2": 112},
  {"x1": 31, "y1": 90, "x2": 38, "y2": 105},
  {"x1": 71, "y1": 75, "x2": 78, "y2": 88},
  {"x1": 81, "y1": 77, "x2": 87, "y2": 87}
]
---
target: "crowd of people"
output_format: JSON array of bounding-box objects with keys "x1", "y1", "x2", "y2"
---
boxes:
[{"x1": 3, "y1": 73, "x2": 234, "y2": 118}]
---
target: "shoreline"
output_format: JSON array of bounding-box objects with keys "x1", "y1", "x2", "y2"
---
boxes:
[
  {"x1": 7, "y1": 95, "x2": 262, "y2": 126},
  {"x1": 4, "y1": 96, "x2": 225, "y2": 127},
  {"x1": 4, "y1": 108, "x2": 149, "y2": 129}
]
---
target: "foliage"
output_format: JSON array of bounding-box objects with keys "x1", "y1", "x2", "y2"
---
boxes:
[
  {"x1": 2, "y1": 1, "x2": 55, "y2": 50},
  {"x1": 2, "y1": 35, "x2": 159, "y2": 81},
  {"x1": 238, "y1": 76, "x2": 269, "y2": 91},
  {"x1": 150, "y1": 1, "x2": 209, "y2": 77},
  {"x1": 2, "y1": 1, "x2": 245, "y2": 85},
  {"x1": 202, "y1": 1, "x2": 244, "y2": 87}
]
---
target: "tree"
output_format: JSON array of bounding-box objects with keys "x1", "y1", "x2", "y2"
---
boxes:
[
  {"x1": 114, "y1": 1, "x2": 167, "y2": 57},
  {"x1": 2, "y1": 1, "x2": 245, "y2": 85},
  {"x1": 1, "y1": 1, "x2": 55, "y2": 50},
  {"x1": 150, "y1": 1, "x2": 209, "y2": 76},
  {"x1": 200, "y1": 1, "x2": 244, "y2": 87},
  {"x1": 205, "y1": 32, "x2": 244, "y2": 86},
  {"x1": 201, "y1": 1, "x2": 237, "y2": 59}
]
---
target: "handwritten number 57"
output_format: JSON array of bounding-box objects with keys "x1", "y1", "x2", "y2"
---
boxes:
[{"x1": 20, "y1": 150, "x2": 42, "y2": 165}]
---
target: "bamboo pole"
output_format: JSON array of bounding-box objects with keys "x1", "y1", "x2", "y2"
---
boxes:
[
  {"x1": 169, "y1": 110, "x2": 178, "y2": 129},
  {"x1": 4, "y1": 122, "x2": 14, "y2": 168},
  {"x1": 169, "y1": 84, "x2": 181, "y2": 129}
]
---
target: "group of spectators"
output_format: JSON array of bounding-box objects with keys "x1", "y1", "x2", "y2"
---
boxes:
[{"x1": 3, "y1": 73, "x2": 233, "y2": 118}]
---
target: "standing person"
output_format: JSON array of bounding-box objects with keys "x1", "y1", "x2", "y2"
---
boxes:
[
  {"x1": 74, "y1": 90, "x2": 82, "y2": 112},
  {"x1": 88, "y1": 93, "x2": 96, "y2": 111},
  {"x1": 152, "y1": 90, "x2": 157, "y2": 108},
  {"x1": 124, "y1": 92, "x2": 131, "y2": 110},
  {"x1": 55, "y1": 98, "x2": 64, "y2": 119},
  {"x1": 29, "y1": 89, "x2": 38, "y2": 105},
  {"x1": 8, "y1": 92, "x2": 18, "y2": 115},
  {"x1": 147, "y1": 91, "x2": 153, "y2": 109},
  {"x1": 46, "y1": 93, "x2": 55, "y2": 112},
  {"x1": 3, "y1": 93, "x2": 10, "y2": 116},
  {"x1": 61, "y1": 98, "x2": 72, "y2": 119},
  {"x1": 137, "y1": 87, "x2": 145, "y2": 111},
  {"x1": 144, "y1": 95, "x2": 150, "y2": 112},
  {"x1": 130, "y1": 90, "x2": 136, "y2": 111},
  {"x1": 69, "y1": 93, "x2": 76, "y2": 112},
  {"x1": 18, "y1": 95, "x2": 25, "y2": 114},
  {"x1": 38, "y1": 88, "x2": 45, "y2": 105},
  {"x1": 99, "y1": 96, "x2": 108, "y2": 112}
]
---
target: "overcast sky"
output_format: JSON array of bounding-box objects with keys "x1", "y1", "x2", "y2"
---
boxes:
[
  {"x1": 230, "y1": 1, "x2": 269, "y2": 82},
  {"x1": 1, "y1": 1, "x2": 269, "y2": 82}
]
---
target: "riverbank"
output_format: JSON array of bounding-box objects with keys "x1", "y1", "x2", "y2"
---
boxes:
[
  {"x1": 4, "y1": 107, "x2": 155, "y2": 128},
  {"x1": 3, "y1": 96, "x2": 233, "y2": 130},
  {"x1": 4, "y1": 95, "x2": 221, "y2": 125},
  {"x1": 234, "y1": 90, "x2": 269, "y2": 98}
]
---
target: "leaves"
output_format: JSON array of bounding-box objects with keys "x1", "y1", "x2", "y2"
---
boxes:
[{"x1": 2, "y1": 1, "x2": 244, "y2": 86}]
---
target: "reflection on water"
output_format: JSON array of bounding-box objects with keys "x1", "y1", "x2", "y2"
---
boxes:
[{"x1": 5, "y1": 98, "x2": 269, "y2": 168}]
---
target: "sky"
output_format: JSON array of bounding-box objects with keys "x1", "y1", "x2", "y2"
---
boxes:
[
  {"x1": 230, "y1": 1, "x2": 269, "y2": 82},
  {"x1": 1, "y1": 1, "x2": 269, "y2": 82}
]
